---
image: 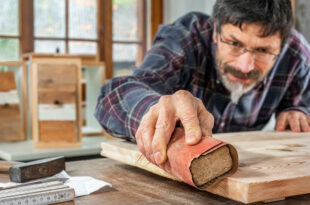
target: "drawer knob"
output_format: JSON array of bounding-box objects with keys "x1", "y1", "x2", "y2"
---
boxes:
[{"x1": 53, "y1": 100, "x2": 61, "y2": 105}]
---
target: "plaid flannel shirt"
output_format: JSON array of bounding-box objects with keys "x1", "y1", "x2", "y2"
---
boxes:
[{"x1": 95, "y1": 12, "x2": 310, "y2": 142}]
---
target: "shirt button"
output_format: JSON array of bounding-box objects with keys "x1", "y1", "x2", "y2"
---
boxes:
[{"x1": 220, "y1": 122, "x2": 225, "y2": 128}]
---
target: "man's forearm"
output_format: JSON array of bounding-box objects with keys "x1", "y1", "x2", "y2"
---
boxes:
[{"x1": 94, "y1": 76, "x2": 161, "y2": 141}]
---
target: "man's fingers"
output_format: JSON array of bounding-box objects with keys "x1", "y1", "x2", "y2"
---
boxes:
[
  {"x1": 288, "y1": 112, "x2": 301, "y2": 132},
  {"x1": 136, "y1": 106, "x2": 158, "y2": 163},
  {"x1": 276, "y1": 111, "x2": 310, "y2": 133},
  {"x1": 197, "y1": 99, "x2": 214, "y2": 137},
  {"x1": 135, "y1": 128, "x2": 145, "y2": 156},
  {"x1": 276, "y1": 112, "x2": 288, "y2": 131},
  {"x1": 151, "y1": 102, "x2": 176, "y2": 165},
  {"x1": 300, "y1": 115, "x2": 310, "y2": 132},
  {"x1": 174, "y1": 91, "x2": 201, "y2": 145}
]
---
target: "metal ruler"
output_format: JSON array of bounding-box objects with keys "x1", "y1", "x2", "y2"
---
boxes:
[{"x1": 0, "y1": 181, "x2": 75, "y2": 205}]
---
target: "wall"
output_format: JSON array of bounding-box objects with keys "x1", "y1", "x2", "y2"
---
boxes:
[
  {"x1": 163, "y1": 0, "x2": 216, "y2": 24},
  {"x1": 295, "y1": 0, "x2": 310, "y2": 42}
]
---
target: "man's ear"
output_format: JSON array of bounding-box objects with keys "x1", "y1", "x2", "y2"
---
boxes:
[{"x1": 213, "y1": 23, "x2": 218, "y2": 43}]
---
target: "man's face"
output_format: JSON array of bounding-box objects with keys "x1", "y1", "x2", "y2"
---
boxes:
[{"x1": 213, "y1": 23, "x2": 282, "y2": 102}]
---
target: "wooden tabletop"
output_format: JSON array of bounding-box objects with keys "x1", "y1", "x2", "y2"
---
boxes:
[{"x1": 1, "y1": 158, "x2": 310, "y2": 204}]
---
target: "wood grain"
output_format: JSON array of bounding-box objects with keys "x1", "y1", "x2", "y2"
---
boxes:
[
  {"x1": 0, "y1": 72, "x2": 16, "y2": 91},
  {"x1": 38, "y1": 121, "x2": 77, "y2": 143},
  {"x1": 101, "y1": 131, "x2": 310, "y2": 204},
  {"x1": 0, "y1": 104, "x2": 23, "y2": 141},
  {"x1": 37, "y1": 64, "x2": 77, "y2": 88}
]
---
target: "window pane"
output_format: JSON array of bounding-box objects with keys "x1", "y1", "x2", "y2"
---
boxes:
[
  {"x1": 0, "y1": 0, "x2": 18, "y2": 36},
  {"x1": 35, "y1": 40, "x2": 65, "y2": 53},
  {"x1": 34, "y1": 0, "x2": 65, "y2": 37},
  {"x1": 69, "y1": 41, "x2": 97, "y2": 54},
  {"x1": 113, "y1": 44, "x2": 138, "y2": 76},
  {"x1": 69, "y1": 0, "x2": 97, "y2": 39},
  {"x1": 0, "y1": 39, "x2": 19, "y2": 61},
  {"x1": 113, "y1": 0, "x2": 139, "y2": 41}
]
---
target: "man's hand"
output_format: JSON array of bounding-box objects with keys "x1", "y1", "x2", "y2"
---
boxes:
[
  {"x1": 135, "y1": 90, "x2": 214, "y2": 166},
  {"x1": 276, "y1": 110, "x2": 310, "y2": 132}
]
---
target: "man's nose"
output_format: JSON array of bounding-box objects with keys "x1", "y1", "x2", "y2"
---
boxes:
[{"x1": 234, "y1": 52, "x2": 255, "y2": 73}]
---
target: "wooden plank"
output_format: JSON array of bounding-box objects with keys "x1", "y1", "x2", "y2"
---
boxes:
[
  {"x1": 101, "y1": 137, "x2": 179, "y2": 181},
  {"x1": 21, "y1": 63, "x2": 27, "y2": 139},
  {"x1": 101, "y1": 131, "x2": 310, "y2": 204},
  {"x1": 0, "y1": 72, "x2": 16, "y2": 91},
  {"x1": 31, "y1": 60, "x2": 40, "y2": 142},
  {"x1": 22, "y1": 53, "x2": 97, "y2": 64},
  {"x1": 0, "y1": 62, "x2": 25, "y2": 66}
]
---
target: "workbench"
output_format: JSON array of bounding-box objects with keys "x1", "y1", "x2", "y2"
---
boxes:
[{"x1": 1, "y1": 158, "x2": 309, "y2": 204}]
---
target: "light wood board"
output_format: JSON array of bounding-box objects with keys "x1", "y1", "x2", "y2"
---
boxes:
[{"x1": 101, "y1": 131, "x2": 310, "y2": 204}]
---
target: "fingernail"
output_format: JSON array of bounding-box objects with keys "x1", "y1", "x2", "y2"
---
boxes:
[{"x1": 154, "y1": 152, "x2": 163, "y2": 164}]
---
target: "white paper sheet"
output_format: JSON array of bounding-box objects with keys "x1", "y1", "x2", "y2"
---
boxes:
[
  {"x1": 0, "y1": 170, "x2": 112, "y2": 197},
  {"x1": 54, "y1": 170, "x2": 112, "y2": 197}
]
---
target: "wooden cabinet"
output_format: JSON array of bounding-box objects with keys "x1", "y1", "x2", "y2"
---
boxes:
[
  {"x1": 0, "y1": 63, "x2": 27, "y2": 142},
  {"x1": 30, "y1": 58, "x2": 82, "y2": 148},
  {"x1": 0, "y1": 72, "x2": 23, "y2": 141}
]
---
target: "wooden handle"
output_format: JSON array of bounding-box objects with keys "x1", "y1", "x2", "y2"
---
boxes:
[{"x1": 0, "y1": 161, "x2": 20, "y2": 172}]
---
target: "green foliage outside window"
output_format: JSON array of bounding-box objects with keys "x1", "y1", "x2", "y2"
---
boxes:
[{"x1": 0, "y1": 39, "x2": 19, "y2": 61}]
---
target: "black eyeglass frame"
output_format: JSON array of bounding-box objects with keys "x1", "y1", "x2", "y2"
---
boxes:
[{"x1": 218, "y1": 33, "x2": 279, "y2": 62}]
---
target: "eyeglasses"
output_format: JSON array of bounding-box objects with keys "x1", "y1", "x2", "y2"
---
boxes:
[{"x1": 219, "y1": 34, "x2": 279, "y2": 63}]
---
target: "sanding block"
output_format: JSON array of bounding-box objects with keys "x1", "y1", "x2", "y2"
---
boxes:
[{"x1": 161, "y1": 128, "x2": 238, "y2": 188}]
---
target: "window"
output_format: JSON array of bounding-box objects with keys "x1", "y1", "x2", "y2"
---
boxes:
[
  {"x1": 0, "y1": 0, "x2": 154, "y2": 79},
  {"x1": 34, "y1": 0, "x2": 97, "y2": 54},
  {"x1": 0, "y1": 0, "x2": 19, "y2": 61},
  {"x1": 113, "y1": 0, "x2": 146, "y2": 77}
]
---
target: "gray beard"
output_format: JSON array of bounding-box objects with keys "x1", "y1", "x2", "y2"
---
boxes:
[{"x1": 220, "y1": 75, "x2": 257, "y2": 103}]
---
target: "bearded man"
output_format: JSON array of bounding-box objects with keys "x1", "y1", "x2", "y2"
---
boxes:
[{"x1": 95, "y1": 0, "x2": 310, "y2": 166}]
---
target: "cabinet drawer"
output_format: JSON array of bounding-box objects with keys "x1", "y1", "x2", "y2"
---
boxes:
[
  {"x1": 37, "y1": 64, "x2": 78, "y2": 88},
  {"x1": 0, "y1": 72, "x2": 16, "y2": 91},
  {"x1": 0, "y1": 104, "x2": 23, "y2": 141},
  {"x1": 38, "y1": 87, "x2": 76, "y2": 104},
  {"x1": 39, "y1": 121, "x2": 77, "y2": 142}
]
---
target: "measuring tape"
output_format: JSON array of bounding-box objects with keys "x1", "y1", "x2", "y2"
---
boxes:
[{"x1": 0, "y1": 181, "x2": 75, "y2": 205}]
